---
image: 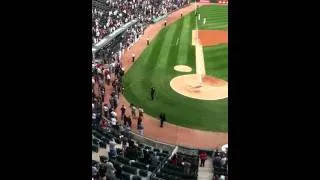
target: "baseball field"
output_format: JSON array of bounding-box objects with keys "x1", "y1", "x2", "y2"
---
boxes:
[{"x1": 124, "y1": 5, "x2": 228, "y2": 132}]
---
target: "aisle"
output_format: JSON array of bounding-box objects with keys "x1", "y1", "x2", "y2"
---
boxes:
[{"x1": 197, "y1": 157, "x2": 213, "y2": 180}]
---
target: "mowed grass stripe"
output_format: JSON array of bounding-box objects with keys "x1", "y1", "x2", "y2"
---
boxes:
[
  {"x1": 204, "y1": 45, "x2": 228, "y2": 80},
  {"x1": 153, "y1": 23, "x2": 180, "y2": 69},
  {"x1": 175, "y1": 14, "x2": 192, "y2": 65},
  {"x1": 125, "y1": 23, "x2": 179, "y2": 101}
]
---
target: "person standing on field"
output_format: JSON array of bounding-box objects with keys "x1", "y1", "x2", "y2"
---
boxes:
[
  {"x1": 150, "y1": 87, "x2": 155, "y2": 100},
  {"x1": 159, "y1": 112, "x2": 166, "y2": 128},
  {"x1": 132, "y1": 53, "x2": 135, "y2": 62}
]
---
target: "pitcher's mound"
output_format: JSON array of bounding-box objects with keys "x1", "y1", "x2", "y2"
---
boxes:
[
  {"x1": 174, "y1": 65, "x2": 192, "y2": 72},
  {"x1": 170, "y1": 74, "x2": 228, "y2": 100}
]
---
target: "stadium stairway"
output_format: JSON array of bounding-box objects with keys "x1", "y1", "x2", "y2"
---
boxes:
[{"x1": 197, "y1": 157, "x2": 213, "y2": 180}]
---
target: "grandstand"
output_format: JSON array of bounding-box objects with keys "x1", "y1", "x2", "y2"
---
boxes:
[{"x1": 92, "y1": 1, "x2": 228, "y2": 180}]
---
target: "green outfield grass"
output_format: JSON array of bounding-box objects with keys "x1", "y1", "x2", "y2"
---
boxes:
[{"x1": 124, "y1": 5, "x2": 228, "y2": 132}]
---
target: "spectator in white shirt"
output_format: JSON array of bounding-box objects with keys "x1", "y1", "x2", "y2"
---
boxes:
[
  {"x1": 103, "y1": 104, "x2": 109, "y2": 118},
  {"x1": 92, "y1": 165, "x2": 98, "y2": 179},
  {"x1": 220, "y1": 154, "x2": 227, "y2": 166},
  {"x1": 111, "y1": 110, "x2": 117, "y2": 118},
  {"x1": 109, "y1": 140, "x2": 117, "y2": 157},
  {"x1": 111, "y1": 117, "x2": 117, "y2": 127}
]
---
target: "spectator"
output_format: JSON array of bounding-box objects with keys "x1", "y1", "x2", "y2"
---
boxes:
[
  {"x1": 111, "y1": 109, "x2": 117, "y2": 118},
  {"x1": 92, "y1": 164, "x2": 99, "y2": 180},
  {"x1": 170, "y1": 154, "x2": 177, "y2": 165},
  {"x1": 98, "y1": 163, "x2": 107, "y2": 179},
  {"x1": 138, "y1": 106, "x2": 144, "y2": 117},
  {"x1": 111, "y1": 116, "x2": 117, "y2": 128},
  {"x1": 120, "y1": 105, "x2": 126, "y2": 120},
  {"x1": 199, "y1": 151, "x2": 208, "y2": 167},
  {"x1": 150, "y1": 152, "x2": 158, "y2": 166},
  {"x1": 138, "y1": 121, "x2": 144, "y2": 136},
  {"x1": 103, "y1": 104, "x2": 109, "y2": 118},
  {"x1": 130, "y1": 104, "x2": 137, "y2": 119},
  {"x1": 106, "y1": 161, "x2": 116, "y2": 178},
  {"x1": 181, "y1": 158, "x2": 191, "y2": 174},
  {"x1": 221, "y1": 154, "x2": 227, "y2": 166},
  {"x1": 114, "y1": 162, "x2": 122, "y2": 179},
  {"x1": 109, "y1": 140, "x2": 117, "y2": 157}
]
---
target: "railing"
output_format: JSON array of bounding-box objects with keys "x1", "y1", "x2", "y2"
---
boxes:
[{"x1": 92, "y1": 20, "x2": 138, "y2": 54}]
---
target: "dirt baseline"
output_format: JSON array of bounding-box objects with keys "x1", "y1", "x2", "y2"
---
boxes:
[{"x1": 192, "y1": 30, "x2": 228, "y2": 46}]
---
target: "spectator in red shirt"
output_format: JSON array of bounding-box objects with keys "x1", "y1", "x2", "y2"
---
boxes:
[
  {"x1": 170, "y1": 154, "x2": 177, "y2": 165},
  {"x1": 100, "y1": 118, "x2": 108, "y2": 130},
  {"x1": 199, "y1": 151, "x2": 208, "y2": 167}
]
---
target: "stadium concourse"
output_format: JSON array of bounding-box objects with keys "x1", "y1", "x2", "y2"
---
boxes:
[{"x1": 92, "y1": 1, "x2": 228, "y2": 180}]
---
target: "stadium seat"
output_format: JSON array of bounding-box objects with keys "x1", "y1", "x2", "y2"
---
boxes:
[
  {"x1": 131, "y1": 161, "x2": 148, "y2": 170},
  {"x1": 162, "y1": 150, "x2": 169, "y2": 154},
  {"x1": 132, "y1": 175, "x2": 142, "y2": 180},
  {"x1": 99, "y1": 155, "x2": 108, "y2": 163},
  {"x1": 92, "y1": 144, "x2": 99, "y2": 152},
  {"x1": 153, "y1": 148, "x2": 160, "y2": 153},
  {"x1": 148, "y1": 165, "x2": 158, "y2": 172},
  {"x1": 138, "y1": 169, "x2": 148, "y2": 177},
  {"x1": 116, "y1": 156, "x2": 130, "y2": 165},
  {"x1": 122, "y1": 165, "x2": 137, "y2": 175},
  {"x1": 150, "y1": 176, "x2": 165, "y2": 180},
  {"x1": 99, "y1": 141, "x2": 107, "y2": 148},
  {"x1": 121, "y1": 172, "x2": 131, "y2": 180},
  {"x1": 138, "y1": 143, "x2": 145, "y2": 148}
]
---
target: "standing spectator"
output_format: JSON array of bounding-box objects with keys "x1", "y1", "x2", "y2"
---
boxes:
[
  {"x1": 103, "y1": 104, "x2": 109, "y2": 118},
  {"x1": 92, "y1": 112, "x2": 97, "y2": 127},
  {"x1": 131, "y1": 104, "x2": 137, "y2": 119},
  {"x1": 170, "y1": 154, "x2": 177, "y2": 165},
  {"x1": 106, "y1": 73, "x2": 111, "y2": 85},
  {"x1": 120, "y1": 105, "x2": 126, "y2": 121},
  {"x1": 114, "y1": 162, "x2": 122, "y2": 179},
  {"x1": 111, "y1": 108, "x2": 117, "y2": 118},
  {"x1": 220, "y1": 154, "x2": 227, "y2": 166},
  {"x1": 128, "y1": 115, "x2": 132, "y2": 128},
  {"x1": 92, "y1": 164, "x2": 99, "y2": 180},
  {"x1": 150, "y1": 152, "x2": 158, "y2": 166},
  {"x1": 109, "y1": 140, "x2": 117, "y2": 157},
  {"x1": 106, "y1": 161, "x2": 116, "y2": 178},
  {"x1": 199, "y1": 151, "x2": 208, "y2": 167},
  {"x1": 137, "y1": 117, "x2": 144, "y2": 136},
  {"x1": 182, "y1": 158, "x2": 191, "y2": 174},
  {"x1": 111, "y1": 116, "x2": 117, "y2": 129},
  {"x1": 138, "y1": 106, "x2": 144, "y2": 117},
  {"x1": 98, "y1": 163, "x2": 107, "y2": 179}
]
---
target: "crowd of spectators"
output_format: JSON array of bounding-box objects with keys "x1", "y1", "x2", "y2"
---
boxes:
[
  {"x1": 92, "y1": 0, "x2": 189, "y2": 45},
  {"x1": 212, "y1": 148, "x2": 228, "y2": 180}
]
